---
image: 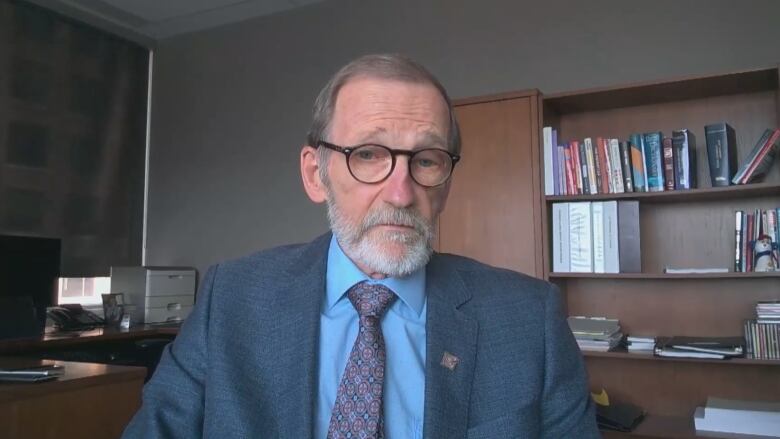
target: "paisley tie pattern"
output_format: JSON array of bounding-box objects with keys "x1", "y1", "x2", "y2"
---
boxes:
[{"x1": 327, "y1": 281, "x2": 397, "y2": 439}]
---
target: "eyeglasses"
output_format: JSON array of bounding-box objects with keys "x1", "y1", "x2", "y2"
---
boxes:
[{"x1": 317, "y1": 141, "x2": 460, "y2": 188}]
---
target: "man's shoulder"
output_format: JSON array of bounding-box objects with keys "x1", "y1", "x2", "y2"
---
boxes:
[{"x1": 211, "y1": 233, "x2": 329, "y2": 280}]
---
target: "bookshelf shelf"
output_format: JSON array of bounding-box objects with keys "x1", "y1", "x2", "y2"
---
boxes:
[
  {"x1": 541, "y1": 65, "x2": 780, "y2": 435},
  {"x1": 550, "y1": 272, "x2": 780, "y2": 279},
  {"x1": 545, "y1": 182, "x2": 780, "y2": 204},
  {"x1": 581, "y1": 349, "x2": 780, "y2": 366}
]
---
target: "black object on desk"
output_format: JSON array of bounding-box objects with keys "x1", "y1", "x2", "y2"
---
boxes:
[{"x1": 596, "y1": 401, "x2": 646, "y2": 432}]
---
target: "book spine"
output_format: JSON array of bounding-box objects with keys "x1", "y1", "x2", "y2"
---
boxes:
[
  {"x1": 663, "y1": 137, "x2": 675, "y2": 191},
  {"x1": 603, "y1": 201, "x2": 619, "y2": 273},
  {"x1": 705, "y1": 123, "x2": 737, "y2": 187},
  {"x1": 742, "y1": 129, "x2": 780, "y2": 184},
  {"x1": 593, "y1": 137, "x2": 605, "y2": 194},
  {"x1": 578, "y1": 140, "x2": 590, "y2": 195},
  {"x1": 564, "y1": 146, "x2": 575, "y2": 195},
  {"x1": 609, "y1": 138, "x2": 624, "y2": 193},
  {"x1": 584, "y1": 138, "x2": 598, "y2": 194},
  {"x1": 732, "y1": 128, "x2": 773, "y2": 184},
  {"x1": 570, "y1": 140, "x2": 582, "y2": 194},
  {"x1": 552, "y1": 129, "x2": 560, "y2": 194},
  {"x1": 544, "y1": 127, "x2": 554, "y2": 195},
  {"x1": 735, "y1": 211, "x2": 743, "y2": 272},
  {"x1": 617, "y1": 200, "x2": 641, "y2": 273},
  {"x1": 552, "y1": 203, "x2": 570, "y2": 272},
  {"x1": 597, "y1": 137, "x2": 612, "y2": 193},
  {"x1": 629, "y1": 134, "x2": 647, "y2": 192},
  {"x1": 569, "y1": 202, "x2": 593, "y2": 273},
  {"x1": 619, "y1": 141, "x2": 634, "y2": 193},
  {"x1": 644, "y1": 132, "x2": 665, "y2": 192},
  {"x1": 672, "y1": 129, "x2": 696, "y2": 189},
  {"x1": 592, "y1": 202, "x2": 605, "y2": 273}
]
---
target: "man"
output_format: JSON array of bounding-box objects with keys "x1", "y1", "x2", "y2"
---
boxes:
[{"x1": 123, "y1": 54, "x2": 599, "y2": 438}]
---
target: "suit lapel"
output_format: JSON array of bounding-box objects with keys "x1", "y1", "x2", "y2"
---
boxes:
[
  {"x1": 262, "y1": 234, "x2": 330, "y2": 437},
  {"x1": 423, "y1": 255, "x2": 478, "y2": 438}
]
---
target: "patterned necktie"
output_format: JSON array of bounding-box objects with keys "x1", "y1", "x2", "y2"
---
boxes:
[{"x1": 328, "y1": 281, "x2": 397, "y2": 439}]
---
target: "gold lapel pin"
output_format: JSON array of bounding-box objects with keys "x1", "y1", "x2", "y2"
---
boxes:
[{"x1": 440, "y1": 351, "x2": 459, "y2": 371}]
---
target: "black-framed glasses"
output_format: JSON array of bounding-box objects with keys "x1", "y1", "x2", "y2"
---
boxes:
[{"x1": 317, "y1": 140, "x2": 460, "y2": 188}]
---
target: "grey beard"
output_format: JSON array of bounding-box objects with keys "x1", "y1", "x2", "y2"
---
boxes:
[{"x1": 326, "y1": 194, "x2": 434, "y2": 278}]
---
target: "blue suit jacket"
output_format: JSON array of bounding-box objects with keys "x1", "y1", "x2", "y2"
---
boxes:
[{"x1": 123, "y1": 233, "x2": 599, "y2": 438}]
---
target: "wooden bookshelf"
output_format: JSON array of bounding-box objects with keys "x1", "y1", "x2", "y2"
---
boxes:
[
  {"x1": 443, "y1": 67, "x2": 779, "y2": 439},
  {"x1": 543, "y1": 66, "x2": 780, "y2": 438},
  {"x1": 545, "y1": 182, "x2": 780, "y2": 204}
]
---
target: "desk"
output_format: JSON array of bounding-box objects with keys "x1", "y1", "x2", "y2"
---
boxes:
[
  {"x1": 0, "y1": 359, "x2": 146, "y2": 439},
  {"x1": 0, "y1": 324, "x2": 180, "y2": 355}
]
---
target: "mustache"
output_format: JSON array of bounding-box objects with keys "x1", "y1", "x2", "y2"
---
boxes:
[{"x1": 361, "y1": 206, "x2": 431, "y2": 237}]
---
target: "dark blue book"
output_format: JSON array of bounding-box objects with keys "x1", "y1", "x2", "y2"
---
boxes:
[{"x1": 705, "y1": 122, "x2": 738, "y2": 187}]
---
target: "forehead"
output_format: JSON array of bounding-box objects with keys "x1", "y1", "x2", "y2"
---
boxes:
[{"x1": 331, "y1": 76, "x2": 449, "y2": 143}]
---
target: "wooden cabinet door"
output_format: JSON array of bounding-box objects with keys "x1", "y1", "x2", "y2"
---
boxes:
[{"x1": 438, "y1": 92, "x2": 544, "y2": 277}]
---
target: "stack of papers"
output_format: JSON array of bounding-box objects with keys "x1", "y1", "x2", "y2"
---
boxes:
[
  {"x1": 655, "y1": 336, "x2": 744, "y2": 360},
  {"x1": 568, "y1": 316, "x2": 623, "y2": 352},
  {"x1": 627, "y1": 336, "x2": 655, "y2": 352},
  {"x1": 694, "y1": 397, "x2": 780, "y2": 437}
]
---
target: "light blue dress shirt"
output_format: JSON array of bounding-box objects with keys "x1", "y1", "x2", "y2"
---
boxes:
[{"x1": 315, "y1": 235, "x2": 427, "y2": 439}]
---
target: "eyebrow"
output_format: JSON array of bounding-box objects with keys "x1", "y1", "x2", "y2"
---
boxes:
[{"x1": 355, "y1": 128, "x2": 447, "y2": 149}]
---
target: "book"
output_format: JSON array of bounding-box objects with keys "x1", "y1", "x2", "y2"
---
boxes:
[
  {"x1": 617, "y1": 201, "x2": 641, "y2": 273},
  {"x1": 543, "y1": 127, "x2": 554, "y2": 195},
  {"x1": 578, "y1": 140, "x2": 590, "y2": 194},
  {"x1": 629, "y1": 134, "x2": 647, "y2": 192},
  {"x1": 564, "y1": 146, "x2": 576, "y2": 195},
  {"x1": 569, "y1": 202, "x2": 593, "y2": 272},
  {"x1": 608, "y1": 138, "x2": 625, "y2": 193},
  {"x1": 552, "y1": 203, "x2": 570, "y2": 273},
  {"x1": 663, "y1": 267, "x2": 729, "y2": 274},
  {"x1": 603, "y1": 201, "x2": 619, "y2": 273},
  {"x1": 597, "y1": 137, "x2": 612, "y2": 193},
  {"x1": 643, "y1": 132, "x2": 665, "y2": 192},
  {"x1": 662, "y1": 137, "x2": 675, "y2": 191},
  {"x1": 740, "y1": 128, "x2": 780, "y2": 184},
  {"x1": 695, "y1": 397, "x2": 780, "y2": 437},
  {"x1": 735, "y1": 211, "x2": 743, "y2": 272},
  {"x1": 568, "y1": 316, "x2": 621, "y2": 337},
  {"x1": 592, "y1": 202, "x2": 605, "y2": 273},
  {"x1": 672, "y1": 129, "x2": 697, "y2": 189},
  {"x1": 666, "y1": 336, "x2": 744, "y2": 356},
  {"x1": 570, "y1": 140, "x2": 583, "y2": 194},
  {"x1": 732, "y1": 128, "x2": 774, "y2": 184},
  {"x1": 584, "y1": 138, "x2": 598, "y2": 194},
  {"x1": 705, "y1": 122, "x2": 738, "y2": 187},
  {"x1": 0, "y1": 363, "x2": 65, "y2": 382},
  {"x1": 619, "y1": 141, "x2": 634, "y2": 193}
]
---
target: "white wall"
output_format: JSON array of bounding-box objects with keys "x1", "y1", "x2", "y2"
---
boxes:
[{"x1": 145, "y1": 0, "x2": 780, "y2": 275}]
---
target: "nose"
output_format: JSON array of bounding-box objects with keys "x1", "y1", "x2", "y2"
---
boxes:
[{"x1": 381, "y1": 156, "x2": 415, "y2": 208}]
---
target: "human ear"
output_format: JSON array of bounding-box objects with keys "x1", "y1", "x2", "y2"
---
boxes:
[{"x1": 300, "y1": 145, "x2": 328, "y2": 203}]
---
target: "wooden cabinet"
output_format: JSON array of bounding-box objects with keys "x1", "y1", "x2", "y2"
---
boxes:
[
  {"x1": 543, "y1": 67, "x2": 780, "y2": 438},
  {"x1": 444, "y1": 67, "x2": 780, "y2": 438},
  {"x1": 439, "y1": 91, "x2": 545, "y2": 278}
]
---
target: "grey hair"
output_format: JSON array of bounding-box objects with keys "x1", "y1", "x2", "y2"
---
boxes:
[{"x1": 307, "y1": 54, "x2": 461, "y2": 184}]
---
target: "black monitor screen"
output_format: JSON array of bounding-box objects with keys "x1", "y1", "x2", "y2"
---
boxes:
[{"x1": 0, "y1": 235, "x2": 61, "y2": 334}]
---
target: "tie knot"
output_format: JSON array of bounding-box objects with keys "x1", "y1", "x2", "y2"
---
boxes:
[{"x1": 347, "y1": 281, "x2": 396, "y2": 318}]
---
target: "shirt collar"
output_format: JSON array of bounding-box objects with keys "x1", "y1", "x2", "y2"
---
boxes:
[{"x1": 325, "y1": 234, "x2": 426, "y2": 316}]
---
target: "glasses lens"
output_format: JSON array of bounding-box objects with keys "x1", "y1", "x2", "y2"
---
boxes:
[
  {"x1": 348, "y1": 145, "x2": 393, "y2": 183},
  {"x1": 410, "y1": 149, "x2": 453, "y2": 186}
]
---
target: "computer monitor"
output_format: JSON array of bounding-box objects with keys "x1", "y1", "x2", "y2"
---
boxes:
[{"x1": 0, "y1": 235, "x2": 61, "y2": 334}]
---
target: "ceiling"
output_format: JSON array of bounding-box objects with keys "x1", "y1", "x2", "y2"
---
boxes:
[{"x1": 26, "y1": 0, "x2": 326, "y2": 45}]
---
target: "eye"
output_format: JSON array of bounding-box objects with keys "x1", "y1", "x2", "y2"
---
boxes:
[{"x1": 355, "y1": 149, "x2": 376, "y2": 160}]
